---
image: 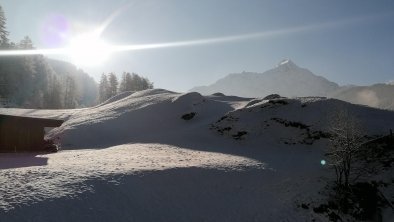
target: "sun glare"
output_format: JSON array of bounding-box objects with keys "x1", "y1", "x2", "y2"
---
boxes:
[{"x1": 67, "y1": 32, "x2": 112, "y2": 66}]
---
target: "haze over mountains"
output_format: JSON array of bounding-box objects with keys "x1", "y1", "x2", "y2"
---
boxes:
[
  {"x1": 330, "y1": 83, "x2": 394, "y2": 110},
  {"x1": 190, "y1": 59, "x2": 394, "y2": 110}
]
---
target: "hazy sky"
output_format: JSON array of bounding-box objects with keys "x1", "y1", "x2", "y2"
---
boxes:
[{"x1": 2, "y1": 0, "x2": 394, "y2": 91}]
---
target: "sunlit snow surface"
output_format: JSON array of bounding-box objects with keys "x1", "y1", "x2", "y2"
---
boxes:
[{"x1": 0, "y1": 144, "x2": 263, "y2": 212}]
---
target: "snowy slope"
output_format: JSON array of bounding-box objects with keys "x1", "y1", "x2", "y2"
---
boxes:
[
  {"x1": 212, "y1": 97, "x2": 394, "y2": 143},
  {"x1": 44, "y1": 89, "x2": 394, "y2": 149},
  {"x1": 0, "y1": 89, "x2": 393, "y2": 221},
  {"x1": 46, "y1": 89, "x2": 238, "y2": 148}
]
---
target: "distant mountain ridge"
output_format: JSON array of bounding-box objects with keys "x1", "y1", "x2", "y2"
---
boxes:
[
  {"x1": 329, "y1": 83, "x2": 394, "y2": 110},
  {"x1": 190, "y1": 59, "x2": 394, "y2": 110},
  {"x1": 190, "y1": 59, "x2": 339, "y2": 98}
]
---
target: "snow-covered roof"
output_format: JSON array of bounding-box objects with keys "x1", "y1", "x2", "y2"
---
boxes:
[{"x1": 0, "y1": 114, "x2": 64, "y2": 127}]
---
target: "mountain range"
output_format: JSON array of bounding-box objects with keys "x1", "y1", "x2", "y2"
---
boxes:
[{"x1": 190, "y1": 59, "x2": 394, "y2": 110}]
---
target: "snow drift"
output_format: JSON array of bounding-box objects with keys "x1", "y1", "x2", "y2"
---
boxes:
[
  {"x1": 1, "y1": 88, "x2": 393, "y2": 221},
  {"x1": 44, "y1": 89, "x2": 394, "y2": 149}
]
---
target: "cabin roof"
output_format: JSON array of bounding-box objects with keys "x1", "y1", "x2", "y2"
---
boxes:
[{"x1": 0, "y1": 114, "x2": 64, "y2": 127}]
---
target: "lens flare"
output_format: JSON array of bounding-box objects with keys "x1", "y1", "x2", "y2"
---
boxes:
[
  {"x1": 40, "y1": 14, "x2": 71, "y2": 48},
  {"x1": 0, "y1": 11, "x2": 391, "y2": 67},
  {"x1": 66, "y1": 32, "x2": 112, "y2": 66},
  {"x1": 320, "y1": 160, "x2": 326, "y2": 165}
]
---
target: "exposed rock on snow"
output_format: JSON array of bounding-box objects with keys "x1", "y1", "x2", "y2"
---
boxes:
[
  {"x1": 211, "y1": 92, "x2": 225, "y2": 96},
  {"x1": 181, "y1": 112, "x2": 196, "y2": 120},
  {"x1": 263, "y1": 94, "x2": 283, "y2": 100}
]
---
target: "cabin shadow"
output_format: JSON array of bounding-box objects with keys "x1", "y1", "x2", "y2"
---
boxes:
[{"x1": 0, "y1": 153, "x2": 48, "y2": 169}]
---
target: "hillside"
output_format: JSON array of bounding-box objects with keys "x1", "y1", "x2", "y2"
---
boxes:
[
  {"x1": 0, "y1": 89, "x2": 393, "y2": 221},
  {"x1": 48, "y1": 59, "x2": 98, "y2": 107},
  {"x1": 45, "y1": 89, "x2": 394, "y2": 149},
  {"x1": 0, "y1": 55, "x2": 98, "y2": 109}
]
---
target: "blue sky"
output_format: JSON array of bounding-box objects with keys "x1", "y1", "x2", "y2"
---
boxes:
[{"x1": 2, "y1": 0, "x2": 394, "y2": 91}]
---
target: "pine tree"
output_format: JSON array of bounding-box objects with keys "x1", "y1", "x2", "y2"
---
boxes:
[
  {"x1": 119, "y1": 72, "x2": 127, "y2": 92},
  {"x1": 0, "y1": 5, "x2": 9, "y2": 47},
  {"x1": 119, "y1": 72, "x2": 153, "y2": 92},
  {"x1": 130, "y1": 73, "x2": 142, "y2": 91},
  {"x1": 99, "y1": 73, "x2": 109, "y2": 102},
  {"x1": 108, "y1": 73, "x2": 118, "y2": 98},
  {"x1": 19, "y1": 36, "x2": 34, "y2": 49},
  {"x1": 44, "y1": 75, "x2": 62, "y2": 109},
  {"x1": 142, "y1": 77, "x2": 154, "y2": 89},
  {"x1": 119, "y1": 72, "x2": 133, "y2": 92},
  {"x1": 64, "y1": 76, "x2": 77, "y2": 108}
]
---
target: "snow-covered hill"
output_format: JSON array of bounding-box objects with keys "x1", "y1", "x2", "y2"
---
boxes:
[
  {"x1": 47, "y1": 89, "x2": 238, "y2": 148},
  {"x1": 190, "y1": 59, "x2": 339, "y2": 97},
  {"x1": 212, "y1": 96, "x2": 394, "y2": 143},
  {"x1": 42, "y1": 89, "x2": 394, "y2": 149},
  {"x1": 0, "y1": 89, "x2": 393, "y2": 221}
]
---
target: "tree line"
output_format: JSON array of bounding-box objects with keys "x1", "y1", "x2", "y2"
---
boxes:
[
  {"x1": 0, "y1": 5, "x2": 99, "y2": 108},
  {"x1": 0, "y1": 34, "x2": 79, "y2": 108},
  {"x1": 99, "y1": 72, "x2": 153, "y2": 102},
  {"x1": 1, "y1": 5, "x2": 154, "y2": 108}
]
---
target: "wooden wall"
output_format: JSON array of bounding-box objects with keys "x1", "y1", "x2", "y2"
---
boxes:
[{"x1": 0, "y1": 122, "x2": 44, "y2": 152}]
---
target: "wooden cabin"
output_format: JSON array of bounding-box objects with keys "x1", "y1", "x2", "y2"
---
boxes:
[{"x1": 0, "y1": 114, "x2": 64, "y2": 152}]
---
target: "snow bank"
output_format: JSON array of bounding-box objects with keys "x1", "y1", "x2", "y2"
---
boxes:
[
  {"x1": 171, "y1": 91, "x2": 204, "y2": 104},
  {"x1": 46, "y1": 90, "x2": 236, "y2": 148}
]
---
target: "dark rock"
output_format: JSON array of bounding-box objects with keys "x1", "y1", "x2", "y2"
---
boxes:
[
  {"x1": 181, "y1": 112, "x2": 196, "y2": 120},
  {"x1": 232, "y1": 131, "x2": 248, "y2": 140},
  {"x1": 263, "y1": 94, "x2": 282, "y2": 100},
  {"x1": 301, "y1": 203, "x2": 309, "y2": 209},
  {"x1": 212, "y1": 92, "x2": 225, "y2": 96}
]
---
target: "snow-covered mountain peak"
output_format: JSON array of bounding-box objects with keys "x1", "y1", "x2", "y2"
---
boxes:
[
  {"x1": 275, "y1": 59, "x2": 298, "y2": 70},
  {"x1": 189, "y1": 59, "x2": 339, "y2": 97}
]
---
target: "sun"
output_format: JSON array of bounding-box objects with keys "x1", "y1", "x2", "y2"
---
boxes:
[{"x1": 67, "y1": 32, "x2": 112, "y2": 66}]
